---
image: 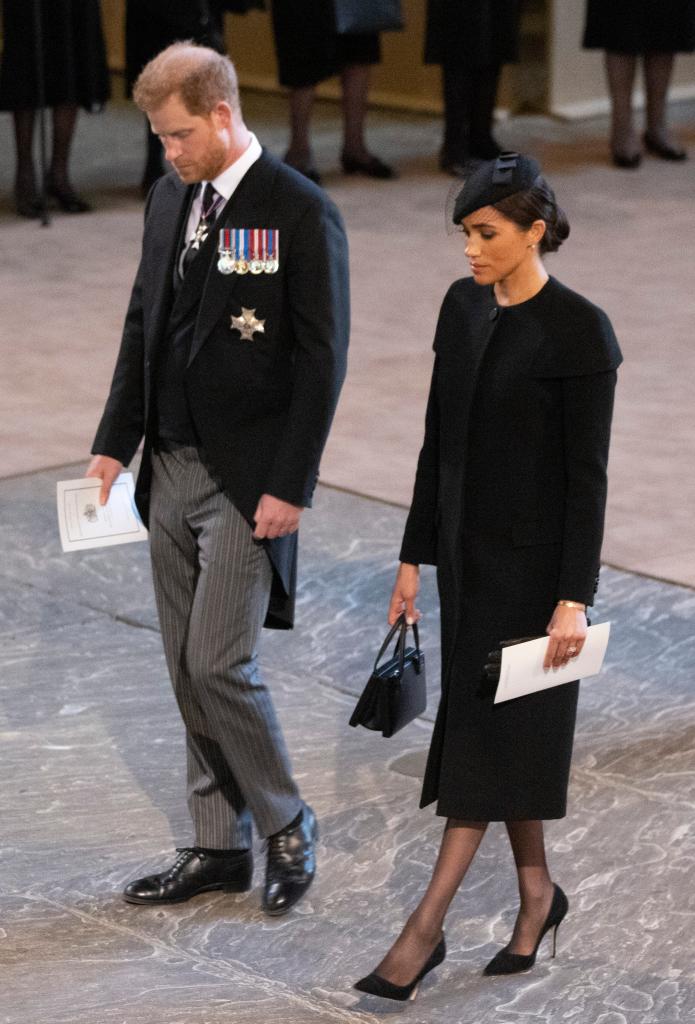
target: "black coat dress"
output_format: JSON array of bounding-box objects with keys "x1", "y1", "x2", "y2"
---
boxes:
[
  {"x1": 583, "y1": 0, "x2": 695, "y2": 54},
  {"x1": 0, "y1": 0, "x2": 109, "y2": 112},
  {"x1": 270, "y1": 0, "x2": 380, "y2": 88},
  {"x1": 400, "y1": 276, "x2": 622, "y2": 821}
]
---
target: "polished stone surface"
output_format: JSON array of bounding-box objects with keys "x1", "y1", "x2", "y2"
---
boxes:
[
  {"x1": 1, "y1": 93, "x2": 695, "y2": 586},
  {"x1": 1, "y1": 466, "x2": 694, "y2": 1023}
]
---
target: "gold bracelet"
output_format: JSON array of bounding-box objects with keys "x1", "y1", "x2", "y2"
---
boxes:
[{"x1": 557, "y1": 600, "x2": 586, "y2": 611}]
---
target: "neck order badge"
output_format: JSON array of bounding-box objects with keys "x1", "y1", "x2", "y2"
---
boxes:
[{"x1": 218, "y1": 228, "x2": 280, "y2": 275}]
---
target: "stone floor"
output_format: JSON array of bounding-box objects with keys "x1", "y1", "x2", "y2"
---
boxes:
[
  {"x1": 2, "y1": 466, "x2": 695, "y2": 1024},
  {"x1": 1, "y1": 91, "x2": 695, "y2": 584}
]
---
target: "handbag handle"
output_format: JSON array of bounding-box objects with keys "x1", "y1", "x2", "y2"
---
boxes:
[{"x1": 374, "y1": 615, "x2": 422, "y2": 675}]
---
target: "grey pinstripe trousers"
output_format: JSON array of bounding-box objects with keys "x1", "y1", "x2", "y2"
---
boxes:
[{"x1": 149, "y1": 447, "x2": 302, "y2": 849}]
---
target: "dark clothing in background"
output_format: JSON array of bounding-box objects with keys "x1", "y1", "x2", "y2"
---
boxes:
[
  {"x1": 400, "y1": 276, "x2": 622, "y2": 820},
  {"x1": 0, "y1": 0, "x2": 109, "y2": 111},
  {"x1": 425, "y1": 0, "x2": 521, "y2": 66},
  {"x1": 270, "y1": 0, "x2": 380, "y2": 88},
  {"x1": 125, "y1": 0, "x2": 226, "y2": 94},
  {"x1": 583, "y1": 0, "x2": 695, "y2": 54},
  {"x1": 425, "y1": 1, "x2": 522, "y2": 162}
]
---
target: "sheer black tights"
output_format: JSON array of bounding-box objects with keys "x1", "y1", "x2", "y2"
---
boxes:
[
  {"x1": 605, "y1": 51, "x2": 678, "y2": 155},
  {"x1": 372, "y1": 818, "x2": 555, "y2": 985},
  {"x1": 12, "y1": 103, "x2": 80, "y2": 197}
]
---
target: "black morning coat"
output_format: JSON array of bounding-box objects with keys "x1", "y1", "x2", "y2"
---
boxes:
[
  {"x1": 92, "y1": 151, "x2": 350, "y2": 630},
  {"x1": 400, "y1": 276, "x2": 623, "y2": 819}
]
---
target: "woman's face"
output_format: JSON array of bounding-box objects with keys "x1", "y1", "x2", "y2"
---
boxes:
[{"x1": 461, "y1": 206, "x2": 545, "y2": 286}]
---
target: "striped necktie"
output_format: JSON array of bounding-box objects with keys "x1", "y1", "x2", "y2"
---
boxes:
[{"x1": 181, "y1": 183, "x2": 224, "y2": 277}]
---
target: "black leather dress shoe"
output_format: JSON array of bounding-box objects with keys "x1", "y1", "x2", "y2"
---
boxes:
[
  {"x1": 123, "y1": 847, "x2": 253, "y2": 905},
  {"x1": 262, "y1": 805, "x2": 318, "y2": 916}
]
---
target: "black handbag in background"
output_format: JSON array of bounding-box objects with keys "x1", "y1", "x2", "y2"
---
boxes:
[
  {"x1": 219, "y1": 0, "x2": 265, "y2": 12},
  {"x1": 349, "y1": 615, "x2": 426, "y2": 738},
  {"x1": 334, "y1": 0, "x2": 404, "y2": 34}
]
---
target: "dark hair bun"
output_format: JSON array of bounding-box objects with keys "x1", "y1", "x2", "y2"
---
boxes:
[
  {"x1": 494, "y1": 175, "x2": 570, "y2": 254},
  {"x1": 543, "y1": 202, "x2": 570, "y2": 254}
]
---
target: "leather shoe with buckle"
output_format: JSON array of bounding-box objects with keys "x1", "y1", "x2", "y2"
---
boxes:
[
  {"x1": 263, "y1": 804, "x2": 318, "y2": 916},
  {"x1": 123, "y1": 847, "x2": 253, "y2": 904}
]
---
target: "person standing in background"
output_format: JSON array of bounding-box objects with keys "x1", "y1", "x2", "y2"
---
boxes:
[
  {"x1": 426, "y1": 0, "x2": 522, "y2": 176},
  {"x1": 0, "y1": 0, "x2": 109, "y2": 216},
  {"x1": 269, "y1": 0, "x2": 395, "y2": 184},
  {"x1": 583, "y1": 0, "x2": 695, "y2": 167},
  {"x1": 126, "y1": 1, "x2": 226, "y2": 194}
]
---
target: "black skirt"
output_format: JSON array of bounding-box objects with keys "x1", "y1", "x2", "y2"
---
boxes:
[
  {"x1": 270, "y1": 0, "x2": 381, "y2": 88},
  {"x1": 0, "y1": 0, "x2": 110, "y2": 112},
  {"x1": 583, "y1": 0, "x2": 695, "y2": 54}
]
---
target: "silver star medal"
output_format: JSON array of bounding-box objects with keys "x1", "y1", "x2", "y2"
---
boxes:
[
  {"x1": 230, "y1": 307, "x2": 265, "y2": 341},
  {"x1": 191, "y1": 220, "x2": 209, "y2": 250}
]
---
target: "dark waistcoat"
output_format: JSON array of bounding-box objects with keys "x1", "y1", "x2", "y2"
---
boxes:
[{"x1": 154, "y1": 207, "x2": 211, "y2": 447}]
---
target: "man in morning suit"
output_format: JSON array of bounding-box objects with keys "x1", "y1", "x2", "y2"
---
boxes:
[{"x1": 86, "y1": 42, "x2": 349, "y2": 915}]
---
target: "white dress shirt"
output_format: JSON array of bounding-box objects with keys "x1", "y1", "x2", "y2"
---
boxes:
[{"x1": 183, "y1": 132, "x2": 263, "y2": 246}]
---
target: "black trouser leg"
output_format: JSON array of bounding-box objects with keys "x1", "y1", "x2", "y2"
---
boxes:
[
  {"x1": 468, "y1": 63, "x2": 502, "y2": 158},
  {"x1": 441, "y1": 61, "x2": 472, "y2": 164}
]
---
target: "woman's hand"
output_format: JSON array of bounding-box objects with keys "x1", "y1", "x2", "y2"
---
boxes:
[
  {"x1": 544, "y1": 604, "x2": 588, "y2": 669},
  {"x1": 388, "y1": 562, "x2": 421, "y2": 625}
]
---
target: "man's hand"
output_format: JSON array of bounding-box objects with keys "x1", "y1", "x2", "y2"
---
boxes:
[
  {"x1": 85, "y1": 454, "x2": 123, "y2": 506},
  {"x1": 252, "y1": 494, "x2": 303, "y2": 540},
  {"x1": 388, "y1": 562, "x2": 421, "y2": 626}
]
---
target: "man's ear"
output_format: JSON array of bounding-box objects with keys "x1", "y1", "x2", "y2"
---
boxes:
[{"x1": 212, "y1": 101, "x2": 234, "y2": 130}]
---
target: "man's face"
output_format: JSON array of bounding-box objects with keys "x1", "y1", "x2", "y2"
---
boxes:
[{"x1": 148, "y1": 93, "x2": 232, "y2": 184}]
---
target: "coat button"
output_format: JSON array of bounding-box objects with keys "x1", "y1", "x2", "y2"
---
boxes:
[{"x1": 489, "y1": 307, "x2": 498, "y2": 321}]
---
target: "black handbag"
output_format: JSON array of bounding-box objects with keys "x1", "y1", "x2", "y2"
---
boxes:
[
  {"x1": 349, "y1": 615, "x2": 426, "y2": 738},
  {"x1": 334, "y1": 0, "x2": 404, "y2": 35}
]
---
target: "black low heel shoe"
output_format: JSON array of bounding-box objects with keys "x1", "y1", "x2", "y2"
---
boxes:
[
  {"x1": 354, "y1": 935, "x2": 446, "y2": 1002},
  {"x1": 611, "y1": 149, "x2": 642, "y2": 169},
  {"x1": 643, "y1": 132, "x2": 687, "y2": 161},
  {"x1": 340, "y1": 152, "x2": 396, "y2": 179},
  {"x1": 483, "y1": 884, "x2": 568, "y2": 976}
]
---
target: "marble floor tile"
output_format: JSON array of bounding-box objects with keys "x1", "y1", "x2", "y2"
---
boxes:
[{"x1": 1, "y1": 469, "x2": 694, "y2": 1024}]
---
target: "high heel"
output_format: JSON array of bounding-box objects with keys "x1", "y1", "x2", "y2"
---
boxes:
[
  {"x1": 15, "y1": 188, "x2": 43, "y2": 219},
  {"x1": 45, "y1": 175, "x2": 92, "y2": 213},
  {"x1": 483, "y1": 883, "x2": 568, "y2": 976},
  {"x1": 354, "y1": 935, "x2": 446, "y2": 1002}
]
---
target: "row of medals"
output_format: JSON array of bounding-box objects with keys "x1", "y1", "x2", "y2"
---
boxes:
[{"x1": 217, "y1": 229, "x2": 279, "y2": 276}]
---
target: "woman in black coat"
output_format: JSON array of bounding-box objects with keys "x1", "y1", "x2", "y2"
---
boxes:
[
  {"x1": 0, "y1": 0, "x2": 109, "y2": 216},
  {"x1": 354, "y1": 153, "x2": 622, "y2": 1001},
  {"x1": 584, "y1": 0, "x2": 695, "y2": 166},
  {"x1": 426, "y1": 0, "x2": 522, "y2": 174}
]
